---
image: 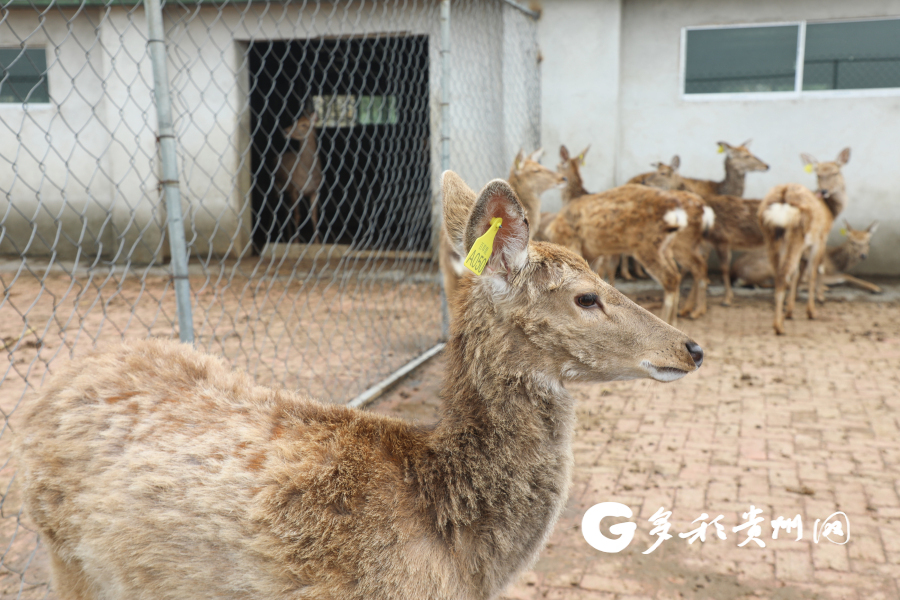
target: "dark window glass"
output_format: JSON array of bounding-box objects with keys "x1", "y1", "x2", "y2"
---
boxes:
[
  {"x1": 0, "y1": 48, "x2": 49, "y2": 103},
  {"x1": 685, "y1": 25, "x2": 799, "y2": 94},
  {"x1": 803, "y1": 19, "x2": 900, "y2": 91}
]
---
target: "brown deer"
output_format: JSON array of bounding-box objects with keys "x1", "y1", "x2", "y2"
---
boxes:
[
  {"x1": 629, "y1": 156, "x2": 767, "y2": 307},
  {"x1": 546, "y1": 184, "x2": 693, "y2": 325},
  {"x1": 679, "y1": 140, "x2": 769, "y2": 197},
  {"x1": 508, "y1": 148, "x2": 567, "y2": 236},
  {"x1": 533, "y1": 144, "x2": 590, "y2": 243},
  {"x1": 732, "y1": 220, "x2": 881, "y2": 295},
  {"x1": 272, "y1": 112, "x2": 323, "y2": 243},
  {"x1": 758, "y1": 148, "x2": 850, "y2": 335},
  {"x1": 440, "y1": 150, "x2": 564, "y2": 307},
  {"x1": 627, "y1": 156, "x2": 687, "y2": 190},
  {"x1": 18, "y1": 172, "x2": 703, "y2": 600}
]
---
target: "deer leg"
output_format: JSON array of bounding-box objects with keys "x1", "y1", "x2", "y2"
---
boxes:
[
  {"x1": 637, "y1": 251, "x2": 681, "y2": 326},
  {"x1": 805, "y1": 245, "x2": 826, "y2": 320},
  {"x1": 826, "y1": 273, "x2": 883, "y2": 294},
  {"x1": 717, "y1": 244, "x2": 734, "y2": 306},
  {"x1": 633, "y1": 260, "x2": 647, "y2": 279},
  {"x1": 619, "y1": 255, "x2": 634, "y2": 281}
]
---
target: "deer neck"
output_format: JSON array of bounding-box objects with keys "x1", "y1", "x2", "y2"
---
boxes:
[
  {"x1": 718, "y1": 158, "x2": 745, "y2": 196},
  {"x1": 418, "y1": 324, "x2": 575, "y2": 595},
  {"x1": 561, "y1": 176, "x2": 589, "y2": 204},
  {"x1": 818, "y1": 188, "x2": 846, "y2": 218}
]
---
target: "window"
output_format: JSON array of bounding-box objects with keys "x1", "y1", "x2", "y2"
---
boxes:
[
  {"x1": 803, "y1": 20, "x2": 900, "y2": 90},
  {"x1": 683, "y1": 18, "x2": 900, "y2": 98},
  {"x1": 312, "y1": 94, "x2": 398, "y2": 127},
  {"x1": 0, "y1": 47, "x2": 49, "y2": 103},
  {"x1": 684, "y1": 25, "x2": 799, "y2": 94}
]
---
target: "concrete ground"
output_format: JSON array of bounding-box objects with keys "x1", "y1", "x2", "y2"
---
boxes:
[{"x1": 371, "y1": 279, "x2": 900, "y2": 600}]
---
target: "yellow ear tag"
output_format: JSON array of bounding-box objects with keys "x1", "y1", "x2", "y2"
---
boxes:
[
  {"x1": 717, "y1": 145, "x2": 724, "y2": 154},
  {"x1": 840, "y1": 228, "x2": 847, "y2": 236},
  {"x1": 463, "y1": 217, "x2": 503, "y2": 275},
  {"x1": 804, "y1": 164, "x2": 814, "y2": 173}
]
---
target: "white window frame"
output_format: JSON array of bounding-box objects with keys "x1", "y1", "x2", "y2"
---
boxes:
[{"x1": 680, "y1": 17, "x2": 900, "y2": 102}]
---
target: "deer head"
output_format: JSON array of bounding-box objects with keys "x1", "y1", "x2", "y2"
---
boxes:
[
  {"x1": 718, "y1": 140, "x2": 770, "y2": 173},
  {"x1": 442, "y1": 171, "x2": 703, "y2": 383}
]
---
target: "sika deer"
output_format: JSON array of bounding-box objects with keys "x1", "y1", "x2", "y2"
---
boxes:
[
  {"x1": 533, "y1": 144, "x2": 590, "y2": 243},
  {"x1": 440, "y1": 150, "x2": 564, "y2": 307},
  {"x1": 680, "y1": 140, "x2": 769, "y2": 197},
  {"x1": 272, "y1": 112, "x2": 323, "y2": 242},
  {"x1": 508, "y1": 148, "x2": 567, "y2": 236},
  {"x1": 629, "y1": 156, "x2": 767, "y2": 307},
  {"x1": 627, "y1": 156, "x2": 686, "y2": 190},
  {"x1": 546, "y1": 184, "x2": 692, "y2": 325},
  {"x1": 758, "y1": 148, "x2": 850, "y2": 334},
  {"x1": 18, "y1": 172, "x2": 703, "y2": 600},
  {"x1": 733, "y1": 220, "x2": 881, "y2": 295}
]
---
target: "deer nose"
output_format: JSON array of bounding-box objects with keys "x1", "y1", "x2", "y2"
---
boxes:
[{"x1": 686, "y1": 341, "x2": 703, "y2": 368}]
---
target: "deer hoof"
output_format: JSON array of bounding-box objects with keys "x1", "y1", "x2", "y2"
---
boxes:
[
  {"x1": 807, "y1": 309, "x2": 817, "y2": 320},
  {"x1": 721, "y1": 299, "x2": 732, "y2": 307},
  {"x1": 774, "y1": 322, "x2": 785, "y2": 335}
]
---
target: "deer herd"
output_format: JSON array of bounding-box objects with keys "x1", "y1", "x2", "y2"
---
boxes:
[
  {"x1": 12, "y1": 117, "x2": 880, "y2": 600},
  {"x1": 442, "y1": 140, "x2": 880, "y2": 335}
]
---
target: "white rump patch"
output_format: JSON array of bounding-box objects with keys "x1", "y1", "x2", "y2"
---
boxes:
[
  {"x1": 640, "y1": 360, "x2": 689, "y2": 382},
  {"x1": 663, "y1": 208, "x2": 688, "y2": 230},
  {"x1": 762, "y1": 203, "x2": 800, "y2": 228},
  {"x1": 701, "y1": 206, "x2": 716, "y2": 231}
]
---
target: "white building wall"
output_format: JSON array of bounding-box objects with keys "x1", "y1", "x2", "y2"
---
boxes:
[
  {"x1": 616, "y1": 0, "x2": 900, "y2": 274},
  {"x1": 538, "y1": 0, "x2": 622, "y2": 212}
]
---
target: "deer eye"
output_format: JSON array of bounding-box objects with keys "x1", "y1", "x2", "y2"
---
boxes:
[{"x1": 576, "y1": 293, "x2": 599, "y2": 309}]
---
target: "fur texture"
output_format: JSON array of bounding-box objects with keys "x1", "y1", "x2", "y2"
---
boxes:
[{"x1": 19, "y1": 172, "x2": 703, "y2": 600}]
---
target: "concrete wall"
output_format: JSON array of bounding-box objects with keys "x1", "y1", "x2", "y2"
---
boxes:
[
  {"x1": 538, "y1": 0, "x2": 900, "y2": 274},
  {"x1": 538, "y1": 0, "x2": 622, "y2": 212}
]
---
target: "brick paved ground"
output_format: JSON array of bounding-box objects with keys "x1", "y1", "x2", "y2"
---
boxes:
[{"x1": 371, "y1": 281, "x2": 900, "y2": 600}]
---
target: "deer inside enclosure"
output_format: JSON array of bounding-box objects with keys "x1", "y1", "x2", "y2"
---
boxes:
[
  {"x1": 533, "y1": 144, "x2": 590, "y2": 243},
  {"x1": 626, "y1": 156, "x2": 770, "y2": 307},
  {"x1": 758, "y1": 148, "x2": 851, "y2": 334},
  {"x1": 733, "y1": 220, "x2": 881, "y2": 295},
  {"x1": 272, "y1": 112, "x2": 323, "y2": 243},
  {"x1": 668, "y1": 191, "x2": 716, "y2": 319},
  {"x1": 680, "y1": 141, "x2": 769, "y2": 197},
  {"x1": 508, "y1": 148, "x2": 567, "y2": 237},
  {"x1": 546, "y1": 183, "x2": 691, "y2": 325},
  {"x1": 440, "y1": 149, "x2": 564, "y2": 308},
  {"x1": 18, "y1": 172, "x2": 704, "y2": 600},
  {"x1": 627, "y1": 155, "x2": 687, "y2": 190}
]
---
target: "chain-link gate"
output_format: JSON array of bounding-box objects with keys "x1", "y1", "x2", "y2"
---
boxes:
[{"x1": 0, "y1": 0, "x2": 539, "y2": 595}]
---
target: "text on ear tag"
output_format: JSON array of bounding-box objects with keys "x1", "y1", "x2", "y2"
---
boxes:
[
  {"x1": 464, "y1": 217, "x2": 503, "y2": 275},
  {"x1": 804, "y1": 164, "x2": 814, "y2": 173},
  {"x1": 717, "y1": 145, "x2": 724, "y2": 153}
]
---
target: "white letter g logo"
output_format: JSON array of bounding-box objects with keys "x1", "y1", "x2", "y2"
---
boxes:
[{"x1": 581, "y1": 502, "x2": 636, "y2": 553}]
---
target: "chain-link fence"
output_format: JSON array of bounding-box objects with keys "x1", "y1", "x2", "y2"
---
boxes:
[{"x1": 0, "y1": 0, "x2": 540, "y2": 595}]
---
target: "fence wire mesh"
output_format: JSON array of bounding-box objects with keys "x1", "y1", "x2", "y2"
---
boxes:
[{"x1": 0, "y1": 0, "x2": 539, "y2": 595}]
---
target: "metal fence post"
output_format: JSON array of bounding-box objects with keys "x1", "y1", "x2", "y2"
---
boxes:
[
  {"x1": 144, "y1": 0, "x2": 194, "y2": 344},
  {"x1": 439, "y1": 0, "x2": 451, "y2": 340}
]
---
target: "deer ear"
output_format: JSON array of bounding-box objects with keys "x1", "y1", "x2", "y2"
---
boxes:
[
  {"x1": 560, "y1": 145, "x2": 570, "y2": 161},
  {"x1": 579, "y1": 145, "x2": 590, "y2": 164},
  {"x1": 441, "y1": 171, "x2": 478, "y2": 255},
  {"x1": 671, "y1": 155, "x2": 680, "y2": 170},
  {"x1": 867, "y1": 221, "x2": 878, "y2": 234},
  {"x1": 464, "y1": 179, "x2": 530, "y2": 275},
  {"x1": 800, "y1": 153, "x2": 818, "y2": 167},
  {"x1": 529, "y1": 148, "x2": 544, "y2": 162},
  {"x1": 837, "y1": 147, "x2": 851, "y2": 165},
  {"x1": 740, "y1": 138, "x2": 752, "y2": 148},
  {"x1": 514, "y1": 149, "x2": 525, "y2": 171},
  {"x1": 717, "y1": 141, "x2": 731, "y2": 154}
]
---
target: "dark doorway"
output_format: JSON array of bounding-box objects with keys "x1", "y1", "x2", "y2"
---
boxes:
[{"x1": 249, "y1": 36, "x2": 431, "y2": 252}]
